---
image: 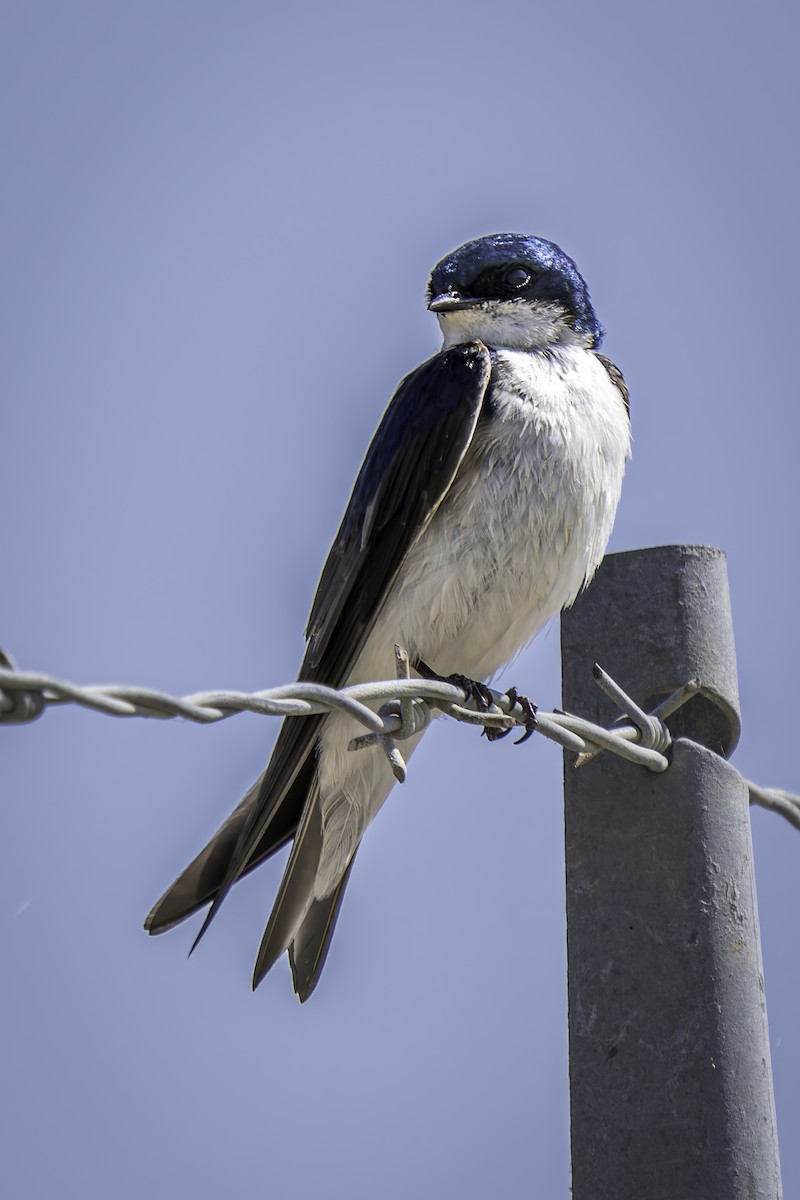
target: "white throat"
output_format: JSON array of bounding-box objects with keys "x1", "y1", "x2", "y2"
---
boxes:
[{"x1": 436, "y1": 298, "x2": 592, "y2": 352}]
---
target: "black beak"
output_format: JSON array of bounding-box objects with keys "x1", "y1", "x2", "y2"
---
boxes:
[{"x1": 427, "y1": 292, "x2": 485, "y2": 313}]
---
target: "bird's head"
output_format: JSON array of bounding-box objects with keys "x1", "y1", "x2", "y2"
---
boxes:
[{"x1": 427, "y1": 233, "x2": 603, "y2": 351}]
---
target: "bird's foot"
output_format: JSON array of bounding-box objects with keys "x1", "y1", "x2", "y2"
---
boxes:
[
  {"x1": 415, "y1": 658, "x2": 495, "y2": 713},
  {"x1": 501, "y1": 686, "x2": 538, "y2": 745},
  {"x1": 414, "y1": 659, "x2": 536, "y2": 744}
]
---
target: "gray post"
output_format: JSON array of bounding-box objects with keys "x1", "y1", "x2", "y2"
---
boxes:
[{"x1": 561, "y1": 546, "x2": 782, "y2": 1200}]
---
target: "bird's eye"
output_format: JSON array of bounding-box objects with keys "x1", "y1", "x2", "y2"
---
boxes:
[{"x1": 504, "y1": 265, "x2": 530, "y2": 288}]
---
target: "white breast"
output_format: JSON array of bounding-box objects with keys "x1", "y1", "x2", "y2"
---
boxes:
[
  {"x1": 313, "y1": 343, "x2": 630, "y2": 897},
  {"x1": 366, "y1": 344, "x2": 630, "y2": 678}
]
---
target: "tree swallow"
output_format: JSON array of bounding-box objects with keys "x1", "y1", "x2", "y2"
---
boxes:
[{"x1": 145, "y1": 233, "x2": 631, "y2": 1000}]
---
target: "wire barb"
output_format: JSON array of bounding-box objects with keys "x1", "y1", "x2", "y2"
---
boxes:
[{"x1": 571, "y1": 672, "x2": 699, "y2": 769}]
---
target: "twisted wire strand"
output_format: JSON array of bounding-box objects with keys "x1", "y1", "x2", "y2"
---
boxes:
[
  {"x1": 0, "y1": 648, "x2": 674, "y2": 768},
  {"x1": 1, "y1": 647, "x2": 798, "y2": 827}
]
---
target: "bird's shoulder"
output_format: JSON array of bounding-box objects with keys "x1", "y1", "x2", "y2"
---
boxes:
[{"x1": 593, "y1": 351, "x2": 630, "y2": 415}]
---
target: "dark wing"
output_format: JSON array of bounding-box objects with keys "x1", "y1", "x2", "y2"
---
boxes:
[
  {"x1": 145, "y1": 341, "x2": 492, "y2": 955},
  {"x1": 302, "y1": 340, "x2": 491, "y2": 677},
  {"x1": 594, "y1": 352, "x2": 630, "y2": 417},
  {"x1": 143, "y1": 758, "x2": 313, "y2": 934}
]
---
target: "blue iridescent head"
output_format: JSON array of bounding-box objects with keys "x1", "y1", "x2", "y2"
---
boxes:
[{"x1": 427, "y1": 233, "x2": 604, "y2": 348}]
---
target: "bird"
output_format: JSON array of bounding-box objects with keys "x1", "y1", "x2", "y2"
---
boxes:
[{"x1": 144, "y1": 232, "x2": 631, "y2": 1001}]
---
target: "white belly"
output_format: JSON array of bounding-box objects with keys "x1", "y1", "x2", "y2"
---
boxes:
[{"x1": 314, "y1": 344, "x2": 630, "y2": 895}]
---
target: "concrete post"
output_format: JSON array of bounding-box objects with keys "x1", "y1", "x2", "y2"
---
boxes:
[{"x1": 561, "y1": 545, "x2": 782, "y2": 1200}]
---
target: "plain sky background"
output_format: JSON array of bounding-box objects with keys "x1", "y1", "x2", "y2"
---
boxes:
[{"x1": 3, "y1": 2, "x2": 799, "y2": 1196}]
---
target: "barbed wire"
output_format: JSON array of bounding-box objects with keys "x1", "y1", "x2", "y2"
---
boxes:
[{"x1": 1, "y1": 646, "x2": 798, "y2": 828}]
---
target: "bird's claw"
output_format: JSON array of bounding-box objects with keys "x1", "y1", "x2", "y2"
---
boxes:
[
  {"x1": 482, "y1": 723, "x2": 510, "y2": 742},
  {"x1": 505, "y1": 686, "x2": 538, "y2": 745}
]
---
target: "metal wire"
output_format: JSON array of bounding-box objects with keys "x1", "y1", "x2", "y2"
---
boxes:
[
  {"x1": 2, "y1": 645, "x2": 798, "y2": 826},
  {"x1": 746, "y1": 781, "x2": 800, "y2": 831},
  {"x1": 0, "y1": 645, "x2": 677, "y2": 766}
]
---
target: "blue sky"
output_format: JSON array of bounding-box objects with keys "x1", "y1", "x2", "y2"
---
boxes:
[{"x1": 3, "y1": 3, "x2": 798, "y2": 1196}]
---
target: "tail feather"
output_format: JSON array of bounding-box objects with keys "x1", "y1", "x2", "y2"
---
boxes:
[
  {"x1": 144, "y1": 757, "x2": 313, "y2": 936},
  {"x1": 252, "y1": 786, "x2": 325, "y2": 990},
  {"x1": 146, "y1": 748, "x2": 356, "y2": 998},
  {"x1": 289, "y1": 851, "x2": 358, "y2": 1002}
]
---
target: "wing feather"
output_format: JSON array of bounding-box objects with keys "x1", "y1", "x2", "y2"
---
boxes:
[{"x1": 149, "y1": 342, "x2": 492, "y2": 956}]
